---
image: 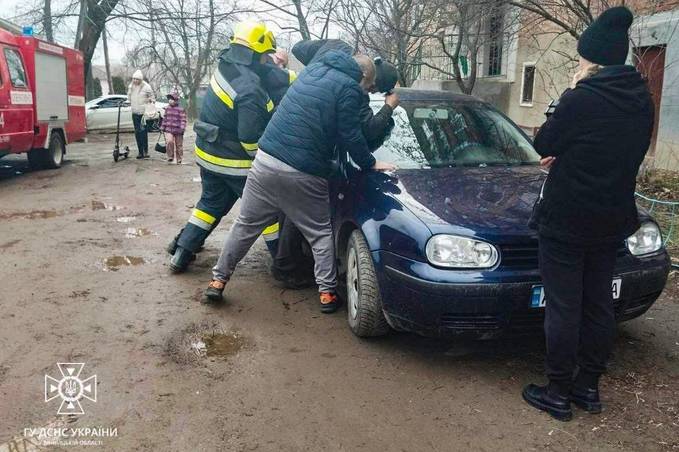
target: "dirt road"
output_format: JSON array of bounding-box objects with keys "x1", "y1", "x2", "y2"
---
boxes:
[{"x1": 1, "y1": 134, "x2": 678, "y2": 451}]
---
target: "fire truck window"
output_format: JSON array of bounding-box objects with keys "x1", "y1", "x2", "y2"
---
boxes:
[{"x1": 4, "y1": 49, "x2": 27, "y2": 88}]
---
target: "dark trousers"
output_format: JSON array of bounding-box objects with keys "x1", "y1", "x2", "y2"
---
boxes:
[
  {"x1": 175, "y1": 167, "x2": 279, "y2": 256},
  {"x1": 273, "y1": 214, "x2": 315, "y2": 277},
  {"x1": 539, "y1": 234, "x2": 618, "y2": 386},
  {"x1": 132, "y1": 113, "x2": 148, "y2": 154}
]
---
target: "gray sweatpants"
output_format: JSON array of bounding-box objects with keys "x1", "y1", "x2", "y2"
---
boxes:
[{"x1": 212, "y1": 151, "x2": 336, "y2": 293}]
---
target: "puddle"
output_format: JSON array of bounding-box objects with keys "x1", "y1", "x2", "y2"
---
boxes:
[
  {"x1": 167, "y1": 323, "x2": 248, "y2": 365},
  {"x1": 202, "y1": 332, "x2": 245, "y2": 358},
  {"x1": 91, "y1": 200, "x2": 122, "y2": 211},
  {"x1": 103, "y1": 255, "x2": 146, "y2": 271},
  {"x1": 125, "y1": 227, "x2": 152, "y2": 238},
  {"x1": 0, "y1": 209, "x2": 58, "y2": 220},
  {"x1": 116, "y1": 216, "x2": 136, "y2": 223}
]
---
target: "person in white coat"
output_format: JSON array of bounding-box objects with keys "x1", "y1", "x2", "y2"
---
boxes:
[{"x1": 127, "y1": 70, "x2": 155, "y2": 159}]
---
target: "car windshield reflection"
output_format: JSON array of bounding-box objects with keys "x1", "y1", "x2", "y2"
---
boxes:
[{"x1": 371, "y1": 100, "x2": 541, "y2": 169}]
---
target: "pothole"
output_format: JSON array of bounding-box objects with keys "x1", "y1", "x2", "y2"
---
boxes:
[
  {"x1": 167, "y1": 322, "x2": 249, "y2": 365},
  {"x1": 103, "y1": 255, "x2": 146, "y2": 271}
]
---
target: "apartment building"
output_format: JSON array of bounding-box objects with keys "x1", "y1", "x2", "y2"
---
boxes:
[{"x1": 415, "y1": 2, "x2": 679, "y2": 169}]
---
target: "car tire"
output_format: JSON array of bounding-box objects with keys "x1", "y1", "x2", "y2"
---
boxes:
[
  {"x1": 28, "y1": 132, "x2": 65, "y2": 169},
  {"x1": 346, "y1": 230, "x2": 390, "y2": 337}
]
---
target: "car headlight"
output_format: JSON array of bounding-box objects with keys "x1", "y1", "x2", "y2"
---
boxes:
[
  {"x1": 626, "y1": 221, "x2": 663, "y2": 256},
  {"x1": 425, "y1": 235, "x2": 499, "y2": 268}
]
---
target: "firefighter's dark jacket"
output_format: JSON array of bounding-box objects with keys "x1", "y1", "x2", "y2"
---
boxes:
[
  {"x1": 193, "y1": 48, "x2": 274, "y2": 177},
  {"x1": 292, "y1": 39, "x2": 394, "y2": 151}
]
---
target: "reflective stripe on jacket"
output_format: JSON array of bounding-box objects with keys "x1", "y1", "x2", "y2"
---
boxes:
[{"x1": 194, "y1": 50, "x2": 274, "y2": 176}]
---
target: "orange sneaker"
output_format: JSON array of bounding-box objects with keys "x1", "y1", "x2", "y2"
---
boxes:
[
  {"x1": 204, "y1": 279, "x2": 226, "y2": 303},
  {"x1": 319, "y1": 291, "x2": 339, "y2": 314}
]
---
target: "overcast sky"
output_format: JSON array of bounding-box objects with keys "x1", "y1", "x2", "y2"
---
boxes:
[{"x1": 0, "y1": 0, "x2": 315, "y2": 68}]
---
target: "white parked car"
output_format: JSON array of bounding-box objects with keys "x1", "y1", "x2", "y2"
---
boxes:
[{"x1": 86, "y1": 95, "x2": 167, "y2": 132}]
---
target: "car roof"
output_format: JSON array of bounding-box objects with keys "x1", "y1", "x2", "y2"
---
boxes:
[{"x1": 370, "y1": 88, "x2": 486, "y2": 105}]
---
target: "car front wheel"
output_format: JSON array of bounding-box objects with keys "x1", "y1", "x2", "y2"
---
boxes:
[{"x1": 346, "y1": 230, "x2": 390, "y2": 337}]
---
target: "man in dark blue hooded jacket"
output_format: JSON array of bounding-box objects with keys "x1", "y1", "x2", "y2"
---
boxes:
[{"x1": 205, "y1": 51, "x2": 395, "y2": 313}]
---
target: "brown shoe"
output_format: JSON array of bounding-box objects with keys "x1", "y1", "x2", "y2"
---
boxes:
[
  {"x1": 204, "y1": 280, "x2": 226, "y2": 302},
  {"x1": 319, "y1": 292, "x2": 339, "y2": 314}
]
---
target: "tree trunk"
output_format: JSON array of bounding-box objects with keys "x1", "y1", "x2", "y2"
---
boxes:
[
  {"x1": 74, "y1": 0, "x2": 86, "y2": 48},
  {"x1": 292, "y1": 0, "x2": 311, "y2": 40},
  {"x1": 187, "y1": 89, "x2": 198, "y2": 120},
  {"x1": 43, "y1": 0, "x2": 54, "y2": 42},
  {"x1": 101, "y1": 23, "x2": 114, "y2": 95},
  {"x1": 78, "y1": 0, "x2": 120, "y2": 97}
]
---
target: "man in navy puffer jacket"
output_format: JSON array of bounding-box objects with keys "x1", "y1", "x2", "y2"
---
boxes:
[{"x1": 205, "y1": 50, "x2": 395, "y2": 312}]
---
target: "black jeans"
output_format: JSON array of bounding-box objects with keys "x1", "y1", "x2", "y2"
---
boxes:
[
  {"x1": 132, "y1": 113, "x2": 148, "y2": 154},
  {"x1": 273, "y1": 214, "x2": 314, "y2": 277},
  {"x1": 539, "y1": 234, "x2": 618, "y2": 385}
]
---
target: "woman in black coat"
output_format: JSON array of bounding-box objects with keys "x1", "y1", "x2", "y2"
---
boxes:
[{"x1": 522, "y1": 6, "x2": 655, "y2": 421}]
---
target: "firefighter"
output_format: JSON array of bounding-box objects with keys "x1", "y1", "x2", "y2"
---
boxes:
[{"x1": 167, "y1": 21, "x2": 287, "y2": 273}]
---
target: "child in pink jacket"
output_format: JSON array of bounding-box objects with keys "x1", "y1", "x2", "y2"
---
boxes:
[{"x1": 161, "y1": 92, "x2": 187, "y2": 164}]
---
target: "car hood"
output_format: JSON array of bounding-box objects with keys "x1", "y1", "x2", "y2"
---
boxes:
[{"x1": 385, "y1": 166, "x2": 546, "y2": 240}]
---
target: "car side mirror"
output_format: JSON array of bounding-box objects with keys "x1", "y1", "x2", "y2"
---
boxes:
[{"x1": 89, "y1": 105, "x2": 100, "y2": 110}]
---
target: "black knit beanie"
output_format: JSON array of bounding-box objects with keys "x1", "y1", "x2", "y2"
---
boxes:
[
  {"x1": 374, "y1": 58, "x2": 399, "y2": 93},
  {"x1": 577, "y1": 6, "x2": 634, "y2": 66}
]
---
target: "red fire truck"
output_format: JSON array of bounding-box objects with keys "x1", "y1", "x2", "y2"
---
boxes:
[{"x1": 0, "y1": 21, "x2": 86, "y2": 169}]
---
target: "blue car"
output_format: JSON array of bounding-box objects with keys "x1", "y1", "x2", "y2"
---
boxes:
[{"x1": 331, "y1": 89, "x2": 670, "y2": 338}]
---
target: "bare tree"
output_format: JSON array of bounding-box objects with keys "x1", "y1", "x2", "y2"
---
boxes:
[
  {"x1": 417, "y1": 0, "x2": 517, "y2": 94},
  {"x1": 123, "y1": 0, "x2": 242, "y2": 118},
  {"x1": 254, "y1": 0, "x2": 336, "y2": 40},
  {"x1": 506, "y1": 0, "x2": 677, "y2": 39},
  {"x1": 333, "y1": 0, "x2": 443, "y2": 86}
]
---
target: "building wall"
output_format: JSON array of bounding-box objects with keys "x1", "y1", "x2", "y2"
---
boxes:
[
  {"x1": 632, "y1": 9, "x2": 679, "y2": 170},
  {"x1": 505, "y1": 28, "x2": 575, "y2": 133},
  {"x1": 414, "y1": 3, "x2": 679, "y2": 167}
]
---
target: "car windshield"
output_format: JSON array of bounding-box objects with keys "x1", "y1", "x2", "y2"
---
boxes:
[{"x1": 370, "y1": 99, "x2": 540, "y2": 169}]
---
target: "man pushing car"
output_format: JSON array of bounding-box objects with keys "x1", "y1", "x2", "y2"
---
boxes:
[
  {"x1": 271, "y1": 38, "x2": 401, "y2": 289},
  {"x1": 204, "y1": 51, "x2": 395, "y2": 313}
]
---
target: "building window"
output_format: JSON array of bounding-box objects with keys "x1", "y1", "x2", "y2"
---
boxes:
[
  {"x1": 486, "y1": 8, "x2": 504, "y2": 76},
  {"x1": 520, "y1": 63, "x2": 536, "y2": 106}
]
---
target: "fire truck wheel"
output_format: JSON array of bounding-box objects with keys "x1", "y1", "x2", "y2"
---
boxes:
[{"x1": 28, "y1": 132, "x2": 65, "y2": 170}]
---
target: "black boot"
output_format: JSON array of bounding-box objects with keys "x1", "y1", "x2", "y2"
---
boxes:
[
  {"x1": 169, "y1": 246, "x2": 194, "y2": 273},
  {"x1": 166, "y1": 235, "x2": 179, "y2": 255},
  {"x1": 522, "y1": 383, "x2": 573, "y2": 421},
  {"x1": 571, "y1": 372, "x2": 602, "y2": 413},
  {"x1": 136, "y1": 152, "x2": 144, "y2": 159}
]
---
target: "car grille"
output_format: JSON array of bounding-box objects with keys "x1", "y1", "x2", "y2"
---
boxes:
[
  {"x1": 439, "y1": 292, "x2": 660, "y2": 334},
  {"x1": 499, "y1": 243, "x2": 629, "y2": 269},
  {"x1": 439, "y1": 313, "x2": 501, "y2": 330}
]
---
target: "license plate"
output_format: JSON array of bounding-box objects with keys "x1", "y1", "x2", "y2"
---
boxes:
[{"x1": 531, "y1": 278, "x2": 622, "y2": 308}]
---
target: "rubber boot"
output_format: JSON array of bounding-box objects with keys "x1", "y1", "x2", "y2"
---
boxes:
[{"x1": 169, "y1": 246, "x2": 194, "y2": 273}]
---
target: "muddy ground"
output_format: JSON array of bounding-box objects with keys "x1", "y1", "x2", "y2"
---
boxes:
[{"x1": 0, "y1": 133, "x2": 678, "y2": 452}]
